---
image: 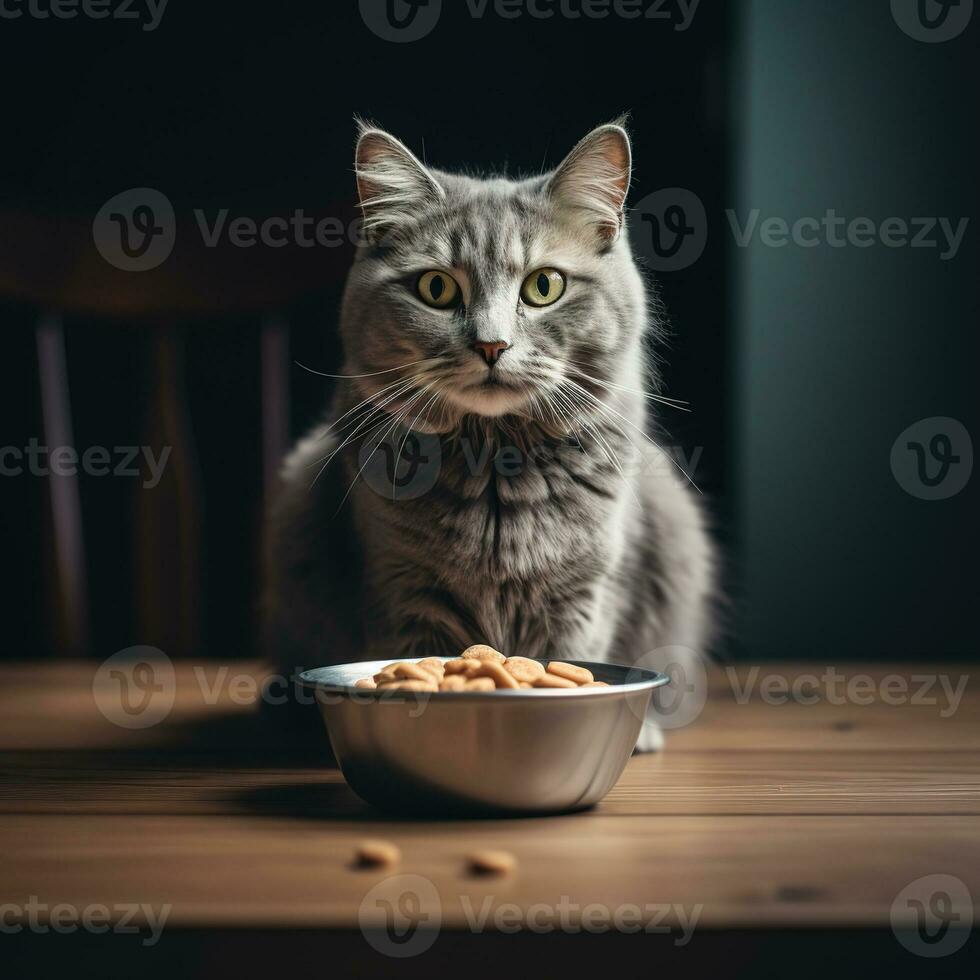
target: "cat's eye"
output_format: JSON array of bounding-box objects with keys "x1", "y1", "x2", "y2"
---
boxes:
[
  {"x1": 417, "y1": 270, "x2": 461, "y2": 309},
  {"x1": 520, "y1": 268, "x2": 566, "y2": 307}
]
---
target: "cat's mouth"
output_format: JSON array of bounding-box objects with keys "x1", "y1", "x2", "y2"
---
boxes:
[
  {"x1": 443, "y1": 372, "x2": 531, "y2": 418},
  {"x1": 472, "y1": 375, "x2": 522, "y2": 391}
]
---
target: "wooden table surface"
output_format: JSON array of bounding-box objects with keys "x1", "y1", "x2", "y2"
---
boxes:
[{"x1": 2, "y1": 661, "x2": 978, "y2": 975}]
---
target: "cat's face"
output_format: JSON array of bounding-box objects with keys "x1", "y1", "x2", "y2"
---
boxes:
[{"x1": 340, "y1": 123, "x2": 648, "y2": 433}]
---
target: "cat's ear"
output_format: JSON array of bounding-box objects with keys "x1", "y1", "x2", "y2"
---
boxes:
[
  {"x1": 354, "y1": 123, "x2": 444, "y2": 244},
  {"x1": 546, "y1": 122, "x2": 631, "y2": 244}
]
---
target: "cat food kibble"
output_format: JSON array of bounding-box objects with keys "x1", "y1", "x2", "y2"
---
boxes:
[
  {"x1": 355, "y1": 839, "x2": 401, "y2": 868},
  {"x1": 533, "y1": 673, "x2": 578, "y2": 689},
  {"x1": 377, "y1": 678, "x2": 438, "y2": 692},
  {"x1": 392, "y1": 662, "x2": 438, "y2": 683},
  {"x1": 468, "y1": 850, "x2": 518, "y2": 876},
  {"x1": 460, "y1": 644, "x2": 507, "y2": 663},
  {"x1": 356, "y1": 648, "x2": 609, "y2": 692},
  {"x1": 502, "y1": 656, "x2": 546, "y2": 682},
  {"x1": 475, "y1": 660, "x2": 521, "y2": 689},
  {"x1": 546, "y1": 661, "x2": 594, "y2": 685},
  {"x1": 464, "y1": 677, "x2": 496, "y2": 691}
]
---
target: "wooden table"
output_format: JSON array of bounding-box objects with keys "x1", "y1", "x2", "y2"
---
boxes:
[{"x1": 1, "y1": 662, "x2": 978, "y2": 978}]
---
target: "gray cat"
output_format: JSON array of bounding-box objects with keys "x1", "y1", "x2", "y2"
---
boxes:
[{"x1": 267, "y1": 120, "x2": 714, "y2": 750}]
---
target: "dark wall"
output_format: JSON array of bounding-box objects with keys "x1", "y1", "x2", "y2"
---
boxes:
[{"x1": 732, "y1": 0, "x2": 977, "y2": 660}]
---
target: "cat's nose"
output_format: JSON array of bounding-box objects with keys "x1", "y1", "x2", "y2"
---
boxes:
[{"x1": 473, "y1": 340, "x2": 510, "y2": 365}]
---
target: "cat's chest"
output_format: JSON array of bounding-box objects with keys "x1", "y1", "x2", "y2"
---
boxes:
[{"x1": 417, "y1": 442, "x2": 621, "y2": 580}]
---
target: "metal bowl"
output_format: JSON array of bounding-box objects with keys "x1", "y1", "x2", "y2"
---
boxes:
[{"x1": 298, "y1": 658, "x2": 668, "y2": 815}]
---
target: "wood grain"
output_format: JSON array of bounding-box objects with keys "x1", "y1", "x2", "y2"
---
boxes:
[
  {"x1": 1, "y1": 751, "x2": 978, "y2": 816},
  {"x1": 1, "y1": 661, "x2": 978, "y2": 930},
  {"x1": 1, "y1": 813, "x2": 977, "y2": 928}
]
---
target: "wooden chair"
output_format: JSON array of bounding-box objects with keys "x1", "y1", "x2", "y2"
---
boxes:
[{"x1": 3, "y1": 203, "x2": 353, "y2": 656}]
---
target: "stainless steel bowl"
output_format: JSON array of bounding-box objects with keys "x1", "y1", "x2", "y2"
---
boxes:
[{"x1": 298, "y1": 658, "x2": 668, "y2": 815}]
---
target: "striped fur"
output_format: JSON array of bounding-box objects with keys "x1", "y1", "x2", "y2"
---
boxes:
[{"x1": 268, "y1": 123, "x2": 715, "y2": 750}]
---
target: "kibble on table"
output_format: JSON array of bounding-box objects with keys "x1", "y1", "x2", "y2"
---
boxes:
[
  {"x1": 355, "y1": 839, "x2": 401, "y2": 868},
  {"x1": 467, "y1": 850, "x2": 518, "y2": 876}
]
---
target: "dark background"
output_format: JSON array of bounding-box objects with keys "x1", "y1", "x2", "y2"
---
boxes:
[{"x1": 0, "y1": 0, "x2": 975, "y2": 662}]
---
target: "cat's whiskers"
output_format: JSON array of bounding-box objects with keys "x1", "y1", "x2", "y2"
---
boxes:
[
  {"x1": 531, "y1": 357, "x2": 669, "y2": 453},
  {"x1": 334, "y1": 378, "x2": 430, "y2": 517},
  {"x1": 334, "y1": 381, "x2": 437, "y2": 513},
  {"x1": 347, "y1": 369, "x2": 453, "y2": 447},
  {"x1": 528, "y1": 388, "x2": 562, "y2": 435},
  {"x1": 544, "y1": 388, "x2": 639, "y2": 507},
  {"x1": 555, "y1": 381, "x2": 646, "y2": 500},
  {"x1": 552, "y1": 376, "x2": 648, "y2": 469},
  {"x1": 413, "y1": 389, "x2": 444, "y2": 437},
  {"x1": 320, "y1": 376, "x2": 420, "y2": 444},
  {"x1": 539, "y1": 381, "x2": 592, "y2": 447},
  {"x1": 561, "y1": 377, "x2": 703, "y2": 495},
  {"x1": 523, "y1": 361, "x2": 669, "y2": 502},
  {"x1": 541, "y1": 352, "x2": 691, "y2": 411},
  {"x1": 304, "y1": 353, "x2": 454, "y2": 456},
  {"x1": 309, "y1": 368, "x2": 451, "y2": 488},
  {"x1": 538, "y1": 386, "x2": 571, "y2": 433},
  {"x1": 307, "y1": 376, "x2": 420, "y2": 478},
  {"x1": 391, "y1": 386, "x2": 443, "y2": 500},
  {"x1": 505, "y1": 376, "x2": 563, "y2": 438},
  {"x1": 329, "y1": 384, "x2": 420, "y2": 460},
  {"x1": 295, "y1": 353, "x2": 448, "y2": 381},
  {"x1": 549, "y1": 383, "x2": 641, "y2": 506}
]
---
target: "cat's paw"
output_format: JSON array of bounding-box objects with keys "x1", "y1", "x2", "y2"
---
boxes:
[{"x1": 633, "y1": 724, "x2": 665, "y2": 753}]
